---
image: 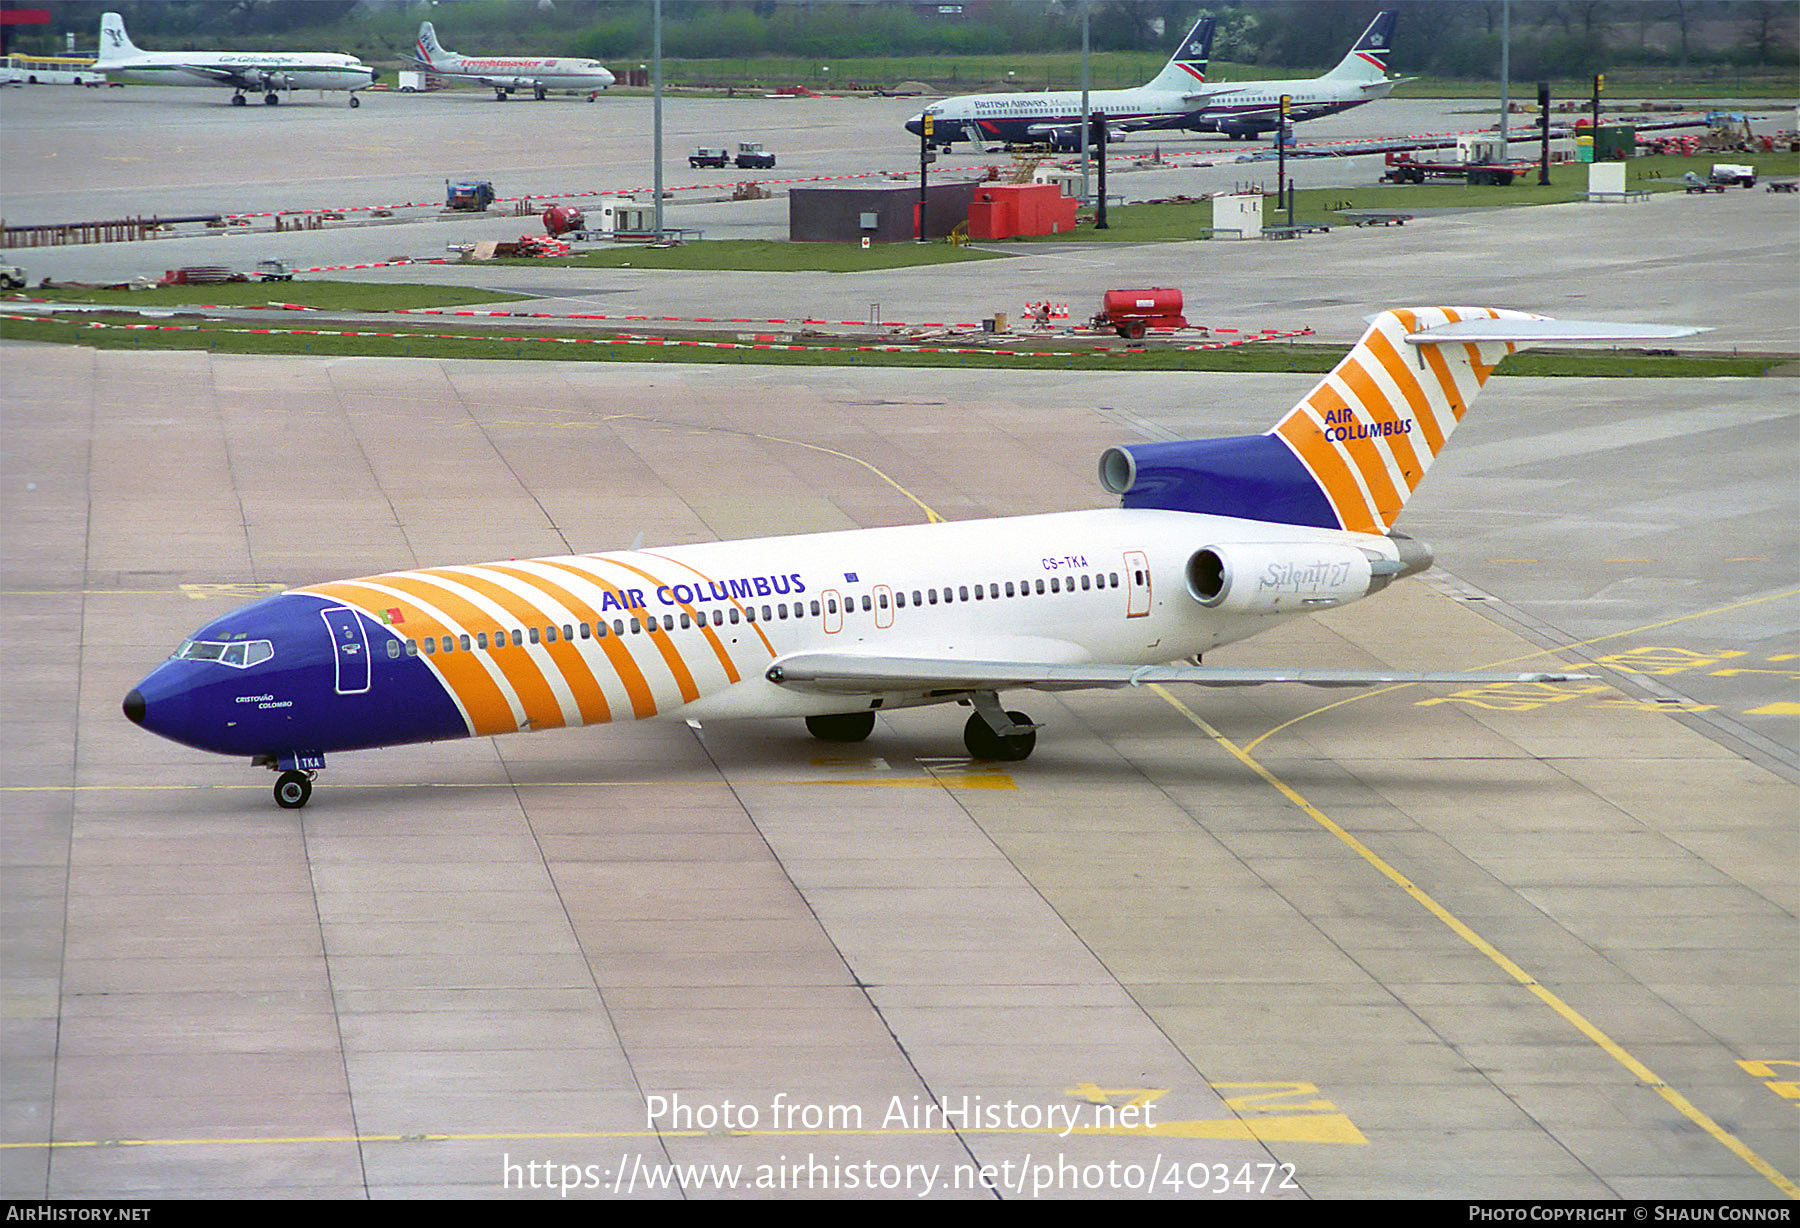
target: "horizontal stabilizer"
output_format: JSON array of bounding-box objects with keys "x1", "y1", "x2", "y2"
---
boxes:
[
  {"x1": 766, "y1": 653, "x2": 1588, "y2": 695},
  {"x1": 1402, "y1": 318, "x2": 1704, "y2": 346}
]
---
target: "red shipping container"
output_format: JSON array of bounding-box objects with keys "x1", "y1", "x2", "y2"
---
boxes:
[{"x1": 967, "y1": 183, "x2": 1078, "y2": 240}]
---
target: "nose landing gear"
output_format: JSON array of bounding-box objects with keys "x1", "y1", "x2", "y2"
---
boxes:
[
  {"x1": 256, "y1": 751, "x2": 326, "y2": 809},
  {"x1": 274, "y1": 770, "x2": 313, "y2": 809}
]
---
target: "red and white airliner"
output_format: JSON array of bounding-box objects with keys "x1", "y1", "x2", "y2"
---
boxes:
[{"x1": 410, "y1": 21, "x2": 614, "y2": 101}]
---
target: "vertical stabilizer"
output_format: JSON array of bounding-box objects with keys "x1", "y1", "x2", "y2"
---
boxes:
[
  {"x1": 415, "y1": 22, "x2": 452, "y2": 68},
  {"x1": 1268, "y1": 307, "x2": 1524, "y2": 533},
  {"x1": 1145, "y1": 16, "x2": 1216, "y2": 92},
  {"x1": 1103, "y1": 307, "x2": 1697, "y2": 534},
  {"x1": 96, "y1": 12, "x2": 141, "y2": 64},
  {"x1": 1324, "y1": 10, "x2": 1397, "y2": 81}
]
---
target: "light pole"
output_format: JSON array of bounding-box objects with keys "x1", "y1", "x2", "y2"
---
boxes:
[{"x1": 651, "y1": 0, "x2": 663, "y2": 239}]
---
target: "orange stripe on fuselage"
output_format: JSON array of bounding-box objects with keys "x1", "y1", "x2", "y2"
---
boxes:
[
  {"x1": 602, "y1": 559, "x2": 703, "y2": 704},
  {"x1": 300, "y1": 579, "x2": 515, "y2": 738},
  {"x1": 412, "y1": 568, "x2": 586, "y2": 731},
  {"x1": 378, "y1": 572, "x2": 560, "y2": 732},
  {"x1": 528, "y1": 559, "x2": 662, "y2": 719},
  {"x1": 482, "y1": 563, "x2": 623, "y2": 726},
  {"x1": 630, "y1": 553, "x2": 755, "y2": 684}
]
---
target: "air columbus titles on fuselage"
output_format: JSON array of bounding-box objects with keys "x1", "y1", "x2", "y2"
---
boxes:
[{"x1": 631, "y1": 570, "x2": 807, "y2": 612}]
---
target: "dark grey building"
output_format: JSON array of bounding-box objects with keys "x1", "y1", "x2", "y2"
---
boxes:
[{"x1": 789, "y1": 181, "x2": 981, "y2": 243}]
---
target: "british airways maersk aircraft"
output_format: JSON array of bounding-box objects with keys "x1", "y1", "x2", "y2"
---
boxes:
[
  {"x1": 1195, "y1": 8, "x2": 1403, "y2": 139},
  {"x1": 906, "y1": 14, "x2": 1216, "y2": 150},
  {"x1": 906, "y1": 10, "x2": 1401, "y2": 148},
  {"x1": 124, "y1": 309, "x2": 1696, "y2": 809}
]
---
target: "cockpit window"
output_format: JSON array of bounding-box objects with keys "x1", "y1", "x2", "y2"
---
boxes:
[{"x1": 175, "y1": 639, "x2": 273, "y2": 669}]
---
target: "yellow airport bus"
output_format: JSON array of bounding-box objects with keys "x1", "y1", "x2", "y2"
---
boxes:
[{"x1": 2, "y1": 54, "x2": 103, "y2": 86}]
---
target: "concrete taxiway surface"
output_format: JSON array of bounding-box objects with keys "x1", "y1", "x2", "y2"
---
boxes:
[
  {"x1": 1, "y1": 78, "x2": 1796, "y2": 1201},
  {"x1": 3, "y1": 350, "x2": 1794, "y2": 1199}
]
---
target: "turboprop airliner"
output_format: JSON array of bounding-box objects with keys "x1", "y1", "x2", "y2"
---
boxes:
[
  {"x1": 93, "y1": 12, "x2": 376, "y2": 107},
  {"x1": 905, "y1": 14, "x2": 1215, "y2": 149},
  {"x1": 1194, "y1": 8, "x2": 1404, "y2": 139},
  {"x1": 409, "y1": 22, "x2": 615, "y2": 100},
  {"x1": 123, "y1": 308, "x2": 1697, "y2": 809}
]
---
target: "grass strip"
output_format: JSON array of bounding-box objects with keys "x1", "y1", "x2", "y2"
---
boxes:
[
  {"x1": 2, "y1": 312, "x2": 1778, "y2": 378},
  {"x1": 2, "y1": 280, "x2": 536, "y2": 312},
  {"x1": 500, "y1": 239, "x2": 1011, "y2": 272}
]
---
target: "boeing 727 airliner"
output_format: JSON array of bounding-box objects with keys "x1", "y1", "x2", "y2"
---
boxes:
[
  {"x1": 124, "y1": 308, "x2": 1698, "y2": 809},
  {"x1": 93, "y1": 11, "x2": 376, "y2": 107}
]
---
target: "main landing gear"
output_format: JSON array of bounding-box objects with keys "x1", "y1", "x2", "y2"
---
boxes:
[
  {"x1": 801, "y1": 693, "x2": 1041, "y2": 762},
  {"x1": 805, "y1": 711, "x2": 876, "y2": 742},
  {"x1": 962, "y1": 692, "x2": 1038, "y2": 762}
]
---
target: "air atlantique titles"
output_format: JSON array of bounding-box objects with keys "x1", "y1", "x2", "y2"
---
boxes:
[{"x1": 645, "y1": 1092, "x2": 1153, "y2": 1136}]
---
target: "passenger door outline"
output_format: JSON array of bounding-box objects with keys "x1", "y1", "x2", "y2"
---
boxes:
[
  {"x1": 1124, "y1": 551, "x2": 1152, "y2": 618},
  {"x1": 321, "y1": 606, "x2": 371, "y2": 694}
]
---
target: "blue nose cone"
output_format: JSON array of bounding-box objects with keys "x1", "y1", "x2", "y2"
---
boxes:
[{"x1": 122, "y1": 662, "x2": 209, "y2": 751}]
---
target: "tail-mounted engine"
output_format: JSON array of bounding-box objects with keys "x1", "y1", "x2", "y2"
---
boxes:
[
  {"x1": 1099, "y1": 437, "x2": 1341, "y2": 531},
  {"x1": 1184, "y1": 538, "x2": 1432, "y2": 615}
]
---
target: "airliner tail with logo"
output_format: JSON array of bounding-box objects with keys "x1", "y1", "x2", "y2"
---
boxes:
[
  {"x1": 93, "y1": 11, "x2": 376, "y2": 107},
  {"x1": 905, "y1": 14, "x2": 1216, "y2": 150},
  {"x1": 906, "y1": 10, "x2": 1403, "y2": 149},
  {"x1": 1199, "y1": 8, "x2": 1404, "y2": 138},
  {"x1": 124, "y1": 308, "x2": 1698, "y2": 808}
]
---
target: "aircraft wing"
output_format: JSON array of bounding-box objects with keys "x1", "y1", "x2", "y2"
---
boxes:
[
  {"x1": 179, "y1": 64, "x2": 267, "y2": 89},
  {"x1": 765, "y1": 652, "x2": 1588, "y2": 695}
]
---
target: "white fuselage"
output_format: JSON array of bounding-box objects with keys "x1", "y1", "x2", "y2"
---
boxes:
[
  {"x1": 921, "y1": 83, "x2": 1206, "y2": 143},
  {"x1": 98, "y1": 51, "x2": 374, "y2": 93},
  {"x1": 428, "y1": 54, "x2": 615, "y2": 92},
  {"x1": 300, "y1": 508, "x2": 1394, "y2": 737},
  {"x1": 922, "y1": 76, "x2": 1391, "y2": 143}
]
